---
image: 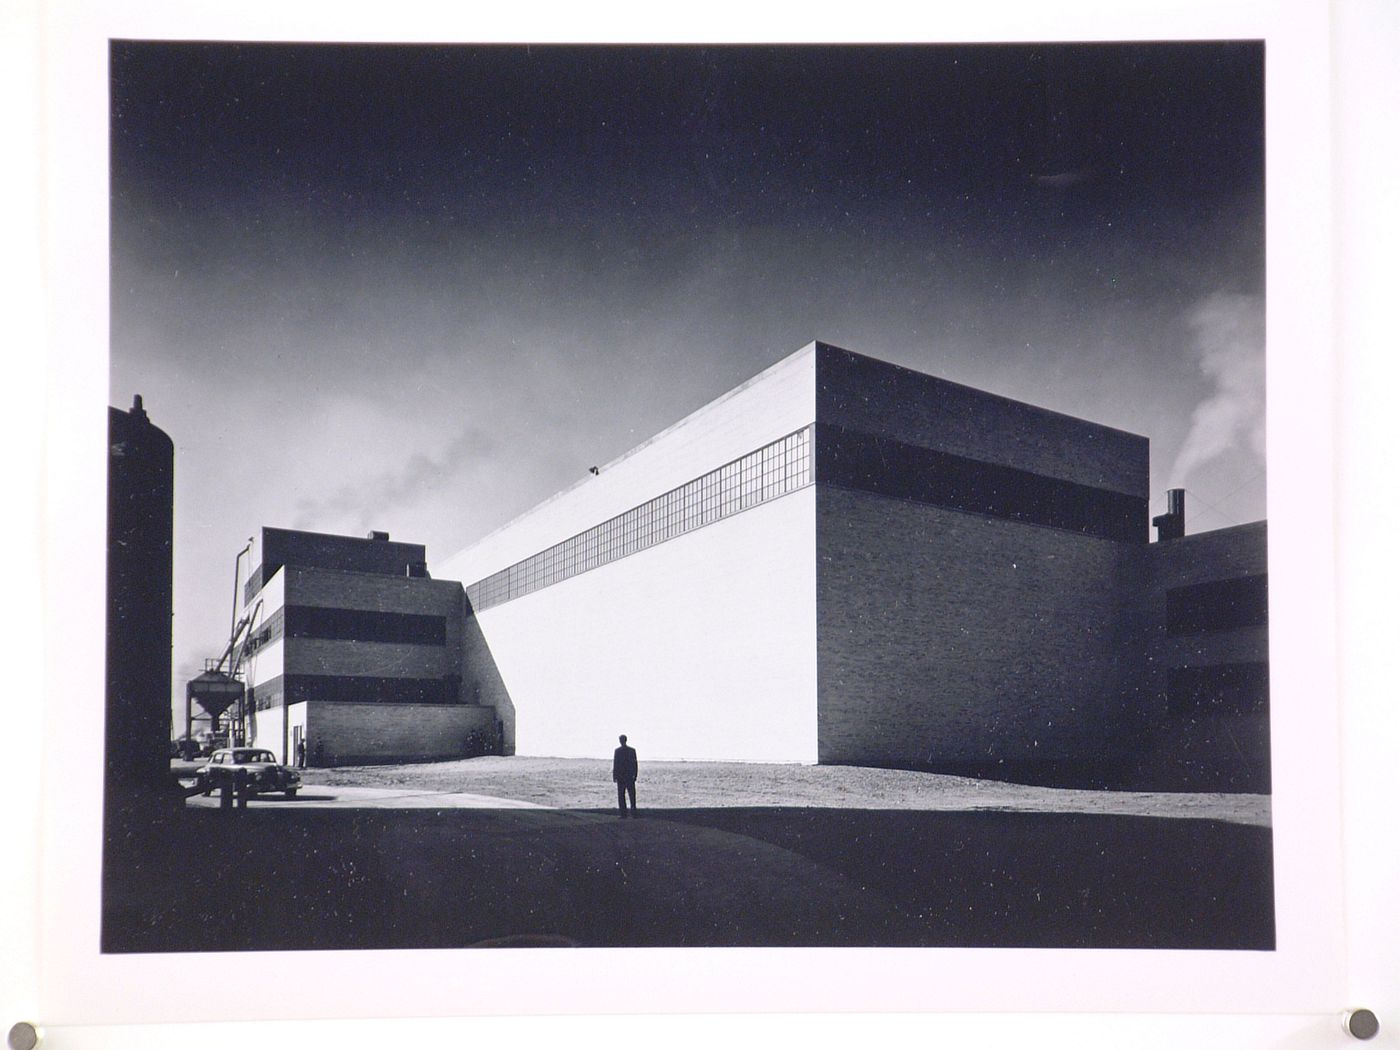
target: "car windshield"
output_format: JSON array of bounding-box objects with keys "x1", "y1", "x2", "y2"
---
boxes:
[{"x1": 233, "y1": 750, "x2": 276, "y2": 763}]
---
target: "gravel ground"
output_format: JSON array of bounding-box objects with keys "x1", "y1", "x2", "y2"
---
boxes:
[{"x1": 300, "y1": 756, "x2": 1271, "y2": 827}]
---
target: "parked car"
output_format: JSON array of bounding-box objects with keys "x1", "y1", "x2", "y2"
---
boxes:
[
  {"x1": 196, "y1": 748, "x2": 301, "y2": 798},
  {"x1": 174, "y1": 736, "x2": 202, "y2": 761}
]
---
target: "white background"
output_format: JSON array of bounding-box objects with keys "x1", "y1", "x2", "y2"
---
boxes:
[{"x1": 2, "y1": 0, "x2": 1396, "y2": 1047}]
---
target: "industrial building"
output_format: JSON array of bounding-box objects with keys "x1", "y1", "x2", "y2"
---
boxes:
[
  {"x1": 209, "y1": 340, "x2": 1267, "y2": 791},
  {"x1": 1137, "y1": 515, "x2": 1269, "y2": 790},
  {"x1": 441, "y1": 341, "x2": 1270, "y2": 792},
  {"x1": 234, "y1": 527, "x2": 502, "y2": 767}
]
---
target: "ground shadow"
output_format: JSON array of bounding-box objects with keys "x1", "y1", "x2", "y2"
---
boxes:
[
  {"x1": 101, "y1": 804, "x2": 1273, "y2": 953},
  {"x1": 661, "y1": 806, "x2": 1274, "y2": 950}
]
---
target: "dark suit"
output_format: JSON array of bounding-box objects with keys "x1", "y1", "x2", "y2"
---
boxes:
[{"x1": 612, "y1": 744, "x2": 638, "y2": 816}]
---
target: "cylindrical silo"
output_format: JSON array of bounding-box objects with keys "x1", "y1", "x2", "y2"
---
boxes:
[{"x1": 106, "y1": 394, "x2": 175, "y2": 801}]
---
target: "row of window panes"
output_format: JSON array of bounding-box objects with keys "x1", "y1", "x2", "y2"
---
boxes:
[{"x1": 466, "y1": 427, "x2": 813, "y2": 611}]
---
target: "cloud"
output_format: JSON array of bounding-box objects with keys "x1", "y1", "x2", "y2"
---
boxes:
[
  {"x1": 293, "y1": 423, "x2": 498, "y2": 532},
  {"x1": 1168, "y1": 292, "x2": 1265, "y2": 484}
]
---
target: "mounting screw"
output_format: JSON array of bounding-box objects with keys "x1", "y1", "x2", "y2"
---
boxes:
[
  {"x1": 6, "y1": 1022, "x2": 41, "y2": 1050},
  {"x1": 1345, "y1": 1009, "x2": 1380, "y2": 1041}
]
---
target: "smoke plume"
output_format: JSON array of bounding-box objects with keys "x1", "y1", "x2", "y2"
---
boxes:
[
  {"x1": 1168, "y1": 292, "x2": 1265, "y2": 485},
  {"x1": 293, "y1": 424, "x2": 498, "y2": 532}
]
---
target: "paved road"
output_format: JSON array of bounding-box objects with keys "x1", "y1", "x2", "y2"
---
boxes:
[{"x1": 184, "y1": 784, "x2": 546, "y2": 810}]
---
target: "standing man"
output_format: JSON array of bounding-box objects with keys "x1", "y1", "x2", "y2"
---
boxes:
[{"x1": 612, "y1": 734, "x2": 638, "y2": 818}]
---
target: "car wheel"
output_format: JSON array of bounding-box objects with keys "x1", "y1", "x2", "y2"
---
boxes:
[{"x1": 284, "y1": 788, "x2": 298, "y2": 798}]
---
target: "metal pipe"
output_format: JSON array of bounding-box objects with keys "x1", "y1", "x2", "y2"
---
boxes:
[{"x1": 229, "y1": 537, "x2": 254, "y2": 647}]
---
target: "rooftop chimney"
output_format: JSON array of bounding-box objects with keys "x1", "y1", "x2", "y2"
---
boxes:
[
  {"x1": 130, "y1": 394, "x2": 148, "y2": 421},
  {"x1": 1152, "y1": 488, "x2": 1186, "y2": 542}
]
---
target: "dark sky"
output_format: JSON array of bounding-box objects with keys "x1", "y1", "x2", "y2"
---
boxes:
[{"x1": 108, "y1": 41, "x2": 1265, "y2": 696}]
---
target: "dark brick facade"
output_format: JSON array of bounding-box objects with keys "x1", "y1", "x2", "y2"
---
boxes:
[
  {"x1": 807, "y1": 343, "x2": 1266, "y2": 791},
  {"x1": 811, "y1": 344, "x2": 1152, "y2": 785},
  {"x1": 306, "y1": 701, "x2": 499, "y2": 766},
  {"x1": 250, "y1": 672, "x2": 459, "y2": 707},
  {"x1": 815, "y1": 422, "x2": 1147, "y2": 542},
  {"x1": 1165, "y1": 573, "x2": 1268, "y2": 635},
  {"x1": 245, "y1": 526, "x2": 427, "y2": 604},
  {"x1": 461, "y1": 589, "x2": 517, "y2": 755},
  {"x1": 1133, "y1": 522, "x2": 1270, "y2": 792},
  {"x1": 815, "y1": 343, "x2": 1149, "y2": 497},
  {"x1": 816, "y1": 487, "x2": 1144, "y2": 783},
  {"x1": 284, "y1": 605, "x2": 447, "y2": 646},
  {"x1": 813, "y1": 491, "x2": 1269, "y2": 790}
]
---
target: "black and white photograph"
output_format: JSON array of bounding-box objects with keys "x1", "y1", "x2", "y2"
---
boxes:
[
  {"x1": 102, "y1": 38, "x2": 1279, "y2": 956},
  {"x1": 18, "y1": 0, "x2": 1400, "y2": 1040}
]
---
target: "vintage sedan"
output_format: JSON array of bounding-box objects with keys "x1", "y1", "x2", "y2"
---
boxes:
[{"x1": 196, "y1": 748, "x2": 301, "y2": 798}]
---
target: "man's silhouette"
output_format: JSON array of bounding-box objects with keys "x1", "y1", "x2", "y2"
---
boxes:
[{"x1": 612, "y1": 734, "x2": 638, "y2": 817}]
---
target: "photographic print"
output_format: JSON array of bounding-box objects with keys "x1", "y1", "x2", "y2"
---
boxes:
[{"x1": 104, "y1": 40, "x2": 1273, "y2": 955}]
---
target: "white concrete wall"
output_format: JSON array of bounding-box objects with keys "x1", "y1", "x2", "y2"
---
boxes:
[
  {"x1": 240, "y1": 639, "x2": 283, "y2": 694},
  {"x1": 469, "y1": 488, "x2": 818, "y2": 763},
  {"x1": 240, "y1": 568, "x2": 284, "y2": 693},
  {"x1": 440, "y1": 343, "x2": 817, "y2": 585},
  {"x1": 247, "y1": 701, "x2": 294, "y2": 764},
  {"x1": 286, "y1": 702, "x2": 307, "y2": 766}
]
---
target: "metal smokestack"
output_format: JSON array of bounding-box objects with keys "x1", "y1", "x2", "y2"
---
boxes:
[{"x1": 1152, "y1": 488, "x2": 1186, "y2": 542}]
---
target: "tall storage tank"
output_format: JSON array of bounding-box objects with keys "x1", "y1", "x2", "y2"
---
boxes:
[{"x1": 106, "y1": 395, "x2": 175, "y2": 800}]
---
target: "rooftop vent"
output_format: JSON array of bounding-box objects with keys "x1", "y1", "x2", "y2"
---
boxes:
[{"x1": 367, "y1": 531, "x2": 390, "y2": 542}]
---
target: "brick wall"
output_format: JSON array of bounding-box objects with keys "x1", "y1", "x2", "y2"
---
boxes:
[
  {"x1": 277, "y1": 566, "x2": 463, "y2": 681},
  {"x1": 246, "y1": 527, "x2": 425, "y2": 599},
  {"x1": 281, "y1": 640, "x2": 458, "y2": 680},
  {"x1": 304, "y1": 701, "x2": 498, "y2": 766},
  {"x1": 816, "y1": 486, "x2": 1142, "y2": 782},
  {"x1": 286, "y1": 566, "x2": 462, "y2": 616},
  {"x1": 1148, "y1": 520, "x2": 1268, "y2": 589},
  {"x1": 461, "y1": 583, "x2": 516, "y2": 755},
  {"x1": 815, "y1": 343, "x2": 1149, "y2": 498},
  {"x1": 1133, "y1": 521, "x2": 1271, "y2": 791}
]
